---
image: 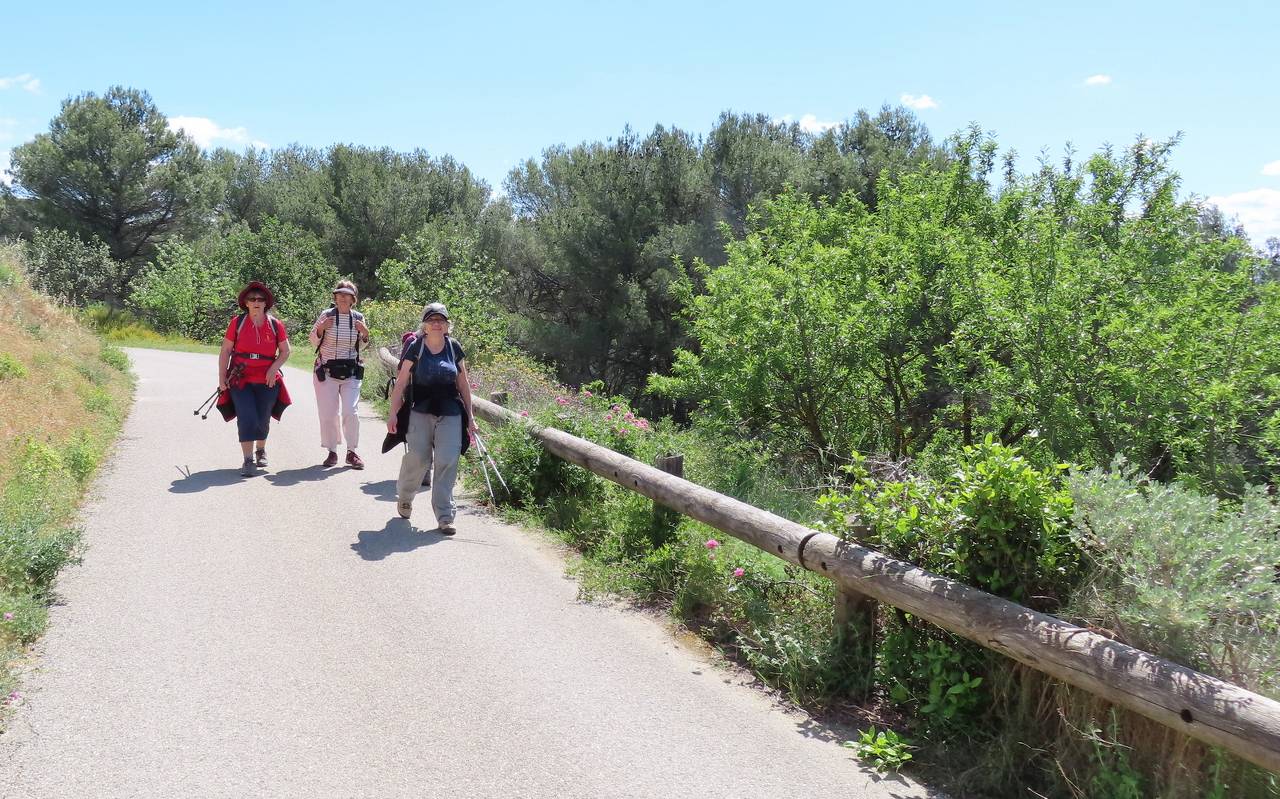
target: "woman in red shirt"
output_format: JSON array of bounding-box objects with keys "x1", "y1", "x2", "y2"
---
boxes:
[{"x1": 218, "y1": 281, "x2": 292, "y2": 476}]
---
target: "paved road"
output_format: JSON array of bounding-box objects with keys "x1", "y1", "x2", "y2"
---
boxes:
[{"x1": 0, "y1": 348, "x2": 934, "y2": 799}]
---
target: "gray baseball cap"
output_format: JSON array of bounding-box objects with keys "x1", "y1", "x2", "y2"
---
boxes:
[{"x1": 421, "y1": 302, "x2": 450, "y2": 320}]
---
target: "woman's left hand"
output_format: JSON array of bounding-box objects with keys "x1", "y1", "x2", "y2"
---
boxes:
[
  {"x1": 265, "y1": 368, "x2": 279, "y2": 387},
  {"x1": 355, "y1": 319, "x2": 370, "y2": 340}
]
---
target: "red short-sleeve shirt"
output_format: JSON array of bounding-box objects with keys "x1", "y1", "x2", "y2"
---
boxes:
[{"x1": 225, "y1": 315, "x2": 287, "y2": 384}]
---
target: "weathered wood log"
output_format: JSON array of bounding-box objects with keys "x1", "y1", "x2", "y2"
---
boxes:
[
  {"x1": 652, "y1": 454, "x2": 684, "y2": 541},
  {"x1": 376, "y1": 346, "x2": 1280, "y2": 773}
]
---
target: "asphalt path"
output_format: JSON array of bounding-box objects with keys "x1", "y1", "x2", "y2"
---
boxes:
[{"x1": 0, "y1": 348, "x2": 935, "y2": 799}]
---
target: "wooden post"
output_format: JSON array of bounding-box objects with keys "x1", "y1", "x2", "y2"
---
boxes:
[
  {"x1": 652, "y1": 454, "x2": 684, "y2": 546},
  {"x1": 834, "y1": 586, "x2": 878, "y2": 698},
  {"x1": 489, "y1": 391, "x2": 508, "y2": 406}
]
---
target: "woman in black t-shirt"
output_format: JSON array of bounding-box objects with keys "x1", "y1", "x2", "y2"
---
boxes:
[{"x1": 386, "y1": 302, "x2": 477, "y2": 534}]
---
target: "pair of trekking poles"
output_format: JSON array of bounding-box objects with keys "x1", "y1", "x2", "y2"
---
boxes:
[
  {"x1": 192, "y1": 363, "x2": 245, "y2": 419},
  {"x1": 472, "y1": 433, "x2": 509, "y2": 504}
]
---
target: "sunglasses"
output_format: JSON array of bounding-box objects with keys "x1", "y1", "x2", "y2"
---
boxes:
[
  {"x1": 246, "y1": 296, "x2": 266, "y2": 303},
  {"x1": 425, "y1": 315, "x2": 447, "y2": 323}
]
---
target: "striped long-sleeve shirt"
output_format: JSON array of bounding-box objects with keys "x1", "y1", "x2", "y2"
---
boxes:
[{"x1": 309, "y1": 309, "x2": 365, "y2": 363}]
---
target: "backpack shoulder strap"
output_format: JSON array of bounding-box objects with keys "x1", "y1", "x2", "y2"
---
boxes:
[{"x1": 232, "y1": 313, "x2": 248, "y2": 349}]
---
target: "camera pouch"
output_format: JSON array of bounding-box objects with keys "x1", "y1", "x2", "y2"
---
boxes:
[{"x1": 324, "y1": 359, "x2": 360, "y2": 381}]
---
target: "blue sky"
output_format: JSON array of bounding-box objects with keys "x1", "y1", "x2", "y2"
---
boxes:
[{"x1": 3, "y1": 0, "x2": 1278, "y2": 244}]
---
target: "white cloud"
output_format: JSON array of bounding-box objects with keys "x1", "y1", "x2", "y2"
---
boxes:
[
  {"x1": 0, "y1": 73, "x2": 40, "y2": 92},
  {"x1": 1084, "y1": 74, "x2": 1112, "y2": 86},
  {"x1": 797, "y1": 114, "x2": 838, "y2": 134},
  {"x1": 167, "y1": 116, "x2": 267, "y2": 150},
  {"x1": 1262, "y1": 160, "x2": 1280, "y2": 177},
  {"x1": 1207, "y1": 188, "x2": 1280, "y2": 245},
  {"x1": 900, "y1": 93, "x2": 938, "y2": 110}
]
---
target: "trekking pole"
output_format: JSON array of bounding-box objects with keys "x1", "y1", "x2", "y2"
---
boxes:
[
  {"x1": 193, "y1": 387, "x2": 220, "y2": 418},
  {"x1": 474, "y1": 434, "x2": 509, "y2": 494},
  {"x1": 475, "y1": 443, "x2": 498, "y2": 504}
]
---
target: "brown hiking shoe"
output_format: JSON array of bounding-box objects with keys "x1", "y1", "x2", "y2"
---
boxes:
[
  {"x1": 346, "y1": 450, "x2": 365, "y2": 470},
  {"x1": 254, "y1": 448, "x2": 268, "y2": 467},
  {"x1": 322, "y1": 450, "x2": 338, "y2": 467}
]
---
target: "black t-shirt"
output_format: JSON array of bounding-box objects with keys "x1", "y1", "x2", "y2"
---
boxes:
[{"x1": 403, "y1": 336, "x2": 465, "y2": 416}]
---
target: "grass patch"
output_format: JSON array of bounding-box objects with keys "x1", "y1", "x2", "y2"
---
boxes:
[{"x1": 0, "y1": 245, "x2": 133, "y2": 718}]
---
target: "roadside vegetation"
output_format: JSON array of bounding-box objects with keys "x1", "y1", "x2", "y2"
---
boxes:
[
  {"x1": 4, "y1": 83, "x2": 1278, "y2": 797},
  {"x1": 0, "y1": 245, "x2": 133, "y2": 716}
]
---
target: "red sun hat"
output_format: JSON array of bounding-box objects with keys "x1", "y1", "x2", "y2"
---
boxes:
[{"x1": 236, "y1": 281, "x2": 276, "y2": 311}]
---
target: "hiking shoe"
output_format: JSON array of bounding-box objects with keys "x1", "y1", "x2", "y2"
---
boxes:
[
  {"x1": 438, "y1": 519, "x2": 456, "y2": 536},
  {"x1": 240, "y1": 457, "x2": 256, "y2": 477},
  {"x1": 346, "y1": 450, "x2": 365, "y2": 470},
  {"x1": 397, "y1": 500, "x2": 412, "y2": 519},
  {"x1": 255, "y1": 448, "x2": 268, "y2": 467},
  {"x1": 322, "y1": 450, "x2": 338, "y2": 467}
]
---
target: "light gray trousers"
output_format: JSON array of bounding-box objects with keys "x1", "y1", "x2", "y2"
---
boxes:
[{"x1": 396, "y1": 410, "x2": 462, "y2": 523}]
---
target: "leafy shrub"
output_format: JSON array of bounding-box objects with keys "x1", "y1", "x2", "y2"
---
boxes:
[
  {"x1": 22, "y1": 228, "x2": 123, "y2": 306},
  {"x1": 845, "y1": 726, "x2": 915, "y2": 772},
  {"x1": 0, "y1": 525, "x2": 81, "y2": 600},
  {"x1": 99, "y1": 344, "x2": 129, "y2": 373},
  {"x1": 0, "y1": 590, "x2": 47, "y2": 644},
  {"x1": 821, "y1": 440, "x2": 1079, "y2": 605},
  {"x1": 0, "y1": 353, "x2": 27, "y2": 380},
  {"x1": 130, "y1": 218, "x2": 339, "y2": 339},
  {"x1": 128, "y1": 238, "x2": 235, "y2": 340},
  {"x1": 1067, "y1": 465, "x2": 1280, "y2": 697}
]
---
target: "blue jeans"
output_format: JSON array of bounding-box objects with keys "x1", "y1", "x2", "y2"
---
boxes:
[{"x1": 230, "y1": 383, "x2": 280, "y2": 443}]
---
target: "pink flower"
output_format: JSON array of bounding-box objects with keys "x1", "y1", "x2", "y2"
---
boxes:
[
  {"x1": 636, "y1": 419, "x2": 650, "y2": 430},
  {"x1": 733, "y1": 568, "x2": 745, "y2": 578},
  {"x1": 519, "y1": 410, "x2": 529, "y2": 417},
  {"x1": 582, "y1": 390, "x2": 593, "y2": 397},
  {"x1": 556, "y1": 397, "x2": 569, "y2": 405},
  {"x1": 2, "y1": 612, "x2": 11, "y2": 621},
  {"x1": 624, "y1": 411, "x2": 634, "y2": 421},
  {"x1": 705, "y1": 539, "x2": 720, "y2": 550},
  {"x1": 7, "y1": 691, "x2": 18, "y2": 702},
  {"x1": 618, "y1": 428, "x2": 628, "y2": 435},
  {"x1": 471, "y1": 382, "x2": 479, "y2": 389},
  {"x1": 604, "y1": 413, "x2": 613, "y2": 421}
]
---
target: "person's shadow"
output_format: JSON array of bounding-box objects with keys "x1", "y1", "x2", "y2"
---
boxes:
[
  {"x1": 360, "y1": 478, "x2": 432, "y2": 503},
  {"x1": 265, "y1": 466, "x2": 344, "y2": 487},
  {"x1": 351, "y1": 517, "x2": 448, "y2": 561},
  {"x1": 359, "y1": 479, "x2": 398, "y2": 503},
  {"x1": 168, "y1": 468, "x2": 245, "y2": 494}
]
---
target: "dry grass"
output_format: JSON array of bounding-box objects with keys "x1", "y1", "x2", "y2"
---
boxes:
[
  {"x1": 0, "y1": 244, "x2": 134, "y2": 713},
  {"x1": 0, "y1": 252, "x2": 133, "y2": 482}
]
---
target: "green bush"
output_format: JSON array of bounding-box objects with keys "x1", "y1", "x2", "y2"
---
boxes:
[
  {"x1": 99, "y1": 344, "x2": 129, "y2": 373},
  {"x1": 0, "y1": 353, "x2": 27, "y2": 381},
  {"x1": 1067, "y1": 465, "x2": 1280, "y2": 697},
  {"x1": 22, "y1": 228, "x2": 123, "y2": 307},
  {"x1": 130, "y1": 218, "x2": 339, "y2": 339},
  {"x1": 0, "y1": 590, "x2": 47, "y2": 644}
]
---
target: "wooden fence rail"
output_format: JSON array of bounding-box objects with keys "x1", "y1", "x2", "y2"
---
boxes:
[{"x1": 378, "y1": 347, "x2": 1280, "y2": 773}]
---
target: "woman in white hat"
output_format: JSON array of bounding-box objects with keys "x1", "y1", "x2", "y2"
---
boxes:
[{"x1": 309, "y1": 279, "x2": 370, "y2": 469}]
